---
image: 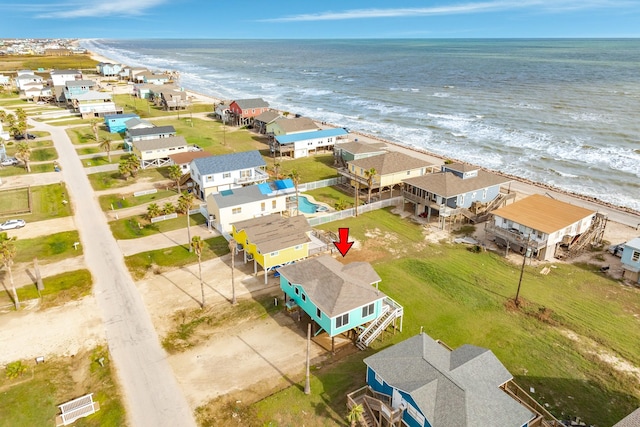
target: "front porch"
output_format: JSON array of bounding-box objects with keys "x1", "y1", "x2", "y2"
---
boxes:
[{"x1": 347, "y1": 386, "x2": 404, "y2": 427}]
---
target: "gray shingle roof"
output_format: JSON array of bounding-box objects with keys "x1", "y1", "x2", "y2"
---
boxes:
[
  {"x1": 273, "y1": 117, "x2": 319, "y2": 133},
  {"x1": 211, "y1": 180, "x2": 295, "y2": 209},
  {"x1": 254, "y1": 110, "x2": 281, "y2": 123},
  {"x1": 64, "y1": 79, "x2": 95, "y2": 87},
  {"x1": 614, "y1": 407, "x2": 640, "y2": 427},
  {"x1": 336, "y1": 141, "x2": 387, "y2": 155},
  {"x1": 403, "y1": 170, "x2": 510, "y2": 198},
  {"x1": 233, "y1": 214, "x2": 311, "y2": 254},
  {"x1": 192, "y1": 150, "x2": 265, "y2": 175},
  {"x1": 277, "y1": 255, "x2": 383, "y2": 317},
  {"x1": 349, "y1": 152, "x2": 433, "y2": 175},
  {"x1": 127, "y1": 126, "x2": 176, "y2": 138},
  {"x1": 364, "y1": 334, "x2": 535, "y2": 427},
  {"x1": 234, "y1": 98, "x2": 269, "y2": 109},
  {"x1": 132, "y1": 136, "x2": 187, "y2": 151}
]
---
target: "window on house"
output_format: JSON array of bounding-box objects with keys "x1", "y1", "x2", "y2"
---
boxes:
[
  {"x1": 295, "y1": 287, "x2": 300, "y2": 295},
  {"x1": 374, "y1": 372, "x2": 383, "y2": 385},
  {"x1": 271, "y1": 250, "x2": 279, "y2": 257},
  {"x1": 232, "y1": 207, "x2": 242, "y2": 214},
  {"x1": 240, "y1": 169, "x2": 251, "y2": 178},
  {"x1": 206, "y1": 175, "x2": 213, "y2": 182},
  {"x1": 308, "y1": 142, "x2": 313, "y2": 146},
  {"x1": 351, "y1": 165, "x2": 355, "y2": 172},
  {"x1": 482, "y1": 188, "x2": 488, "y2": 199},
  {"x1": 261, "y1": 202, "x2": 266, "y2": 212},
  {"x1": 335, "y1": 313, "x2": 349, "y2": 328},
  {"x1": 406, "y1": 170, "x2": 411, "y2": 175},
  {"x1": 459, "y1": 194, "x2": 465, "y2": 205},
  {"x1": 288, "y1": 281, "x2": 292, "y2": 287},
  {"x1": 301, "y1": 293, "x2": 307, "y2": 302},
  {"x1": 316, "y1": 308, "x2": 322, "y2": 318},
  {"x1": 471, "y1": 192, "x2": 477, "y2": 200},
  {"x1": 272, "y1": 200, "x2": 277, "y2": 209},
  {"x1": 362, "y1": 303, "x2": 374, "y2": 318},
  {"x1": 223, "y1": 172, "x2": 231, "y2": 178},
  {"x1": 294, "y1": 244, "x2": 302, "y2": 250},
  {"x1": 633, "y1": 251, "x2": 640, "y2": 262}
]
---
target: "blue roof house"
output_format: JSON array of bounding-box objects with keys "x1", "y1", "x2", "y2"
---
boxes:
[
  {"x1": 348, "y1": 333, "x2": 539, "y2": 427},
  {"x1": 190, "y1": 150, "x2": 268, "y2": 200},
  {"x1": 621, "y1": 237, "x2": 640, "y2": 284},
  {"x1": 104, "y1": 114, "x2": 139, "y2": 133},
  {"x1": 274, "y1": 128, "x2": 347, "y2": 159},
  {"x1": 278, "y1": 255, "x2": 403, "y2": 352}
]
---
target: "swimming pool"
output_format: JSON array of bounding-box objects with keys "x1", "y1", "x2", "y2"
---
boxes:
[{"x1": 292, "y1": 195, "x2": 319, "y2": 214}]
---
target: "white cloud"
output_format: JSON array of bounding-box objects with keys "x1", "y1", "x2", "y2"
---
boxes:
[
  {"x1": 34, "y1": 0, "x2": 168, "y2": 19},
  {"x1": 261, "y1": 0, "x2": 637, "y2": 22}
]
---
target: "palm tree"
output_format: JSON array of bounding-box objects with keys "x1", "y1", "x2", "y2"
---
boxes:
[
  {"x1": 146, "y1": 203, "x2": 161, "y2": 220},
  {"x1": 99, "y1": 139, "x2": 113, "y2": 163},
  {"x1": 288, "y1": 169, "x2": 301, "y2": 216},
  {"x1": 163, "y1": 202, "x2": 175, "y2": 215},
  {"x1": 179, "y1": 192, "x2": 195, "y2": 252},
  {"x1": 15, "y1": 141, "x2": 31, "y2": 172},
  {"x1": 334, "y1": 198, "x2": 348, "y2": 211},
  {"x1": 0, "y1": 233, "x2": 19, "y2": 310},
  {"x1": 347, "y1": 404, "x2": 364, "y2": 427},
  {"x1": 364, "y1": 168, "x2": 377, "y2": 204},
  {"x1": 354, "y1": 181, "x2": 360, "y2": 217},
  {"x1": 168, "y1": 164, "x2": 183, "y2": 194},
  {"x1": 91, "y1": 119, "x2": 100, "y2": 144},
  {"x1": 119, "y1": 159, "x2": 131, "y2": 180},
  {"x1": 228, "y1": 238, "x2": 237, "y2": 305},
  {"x1": 272, "y1": 162, "x2": 281, "y2": 179},
  {"x1": 127, "y1": 156, "x2": 141, "y2": 178},
  {"x1": 191, "y1": 236, "x2": 205, "y2": 308}
]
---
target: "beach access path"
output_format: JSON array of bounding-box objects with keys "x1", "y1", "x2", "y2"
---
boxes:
[{"x1": 28, "y1": 118, "x2": 197, "y2": 427}]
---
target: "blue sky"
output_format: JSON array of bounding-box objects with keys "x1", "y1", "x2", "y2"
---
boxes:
[{"x1": 2, "y1": 0, "x2": 639, "y2": 39}]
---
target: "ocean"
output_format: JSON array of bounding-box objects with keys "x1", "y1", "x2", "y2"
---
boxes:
[{"x1": 81, "y1": 39, "x2": 640, "y2": 212}]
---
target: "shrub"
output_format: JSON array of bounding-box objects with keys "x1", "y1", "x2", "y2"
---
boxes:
[{"x1": 5, "y1": 360, "x2": 27, "y2": 379}]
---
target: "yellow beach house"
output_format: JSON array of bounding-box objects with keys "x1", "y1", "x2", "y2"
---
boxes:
[{"x1": 232, "y1": 214, "x2": 312, "y2": 284}]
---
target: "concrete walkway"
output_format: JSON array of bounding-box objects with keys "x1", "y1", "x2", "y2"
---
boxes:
[{"x1": 28, "y1": 118, "x2": 197, "y2": 427}]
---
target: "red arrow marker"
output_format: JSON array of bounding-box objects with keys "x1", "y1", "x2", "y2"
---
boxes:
[{"x1": 334, "y1": 227, "x2": 354, "y2": 257}]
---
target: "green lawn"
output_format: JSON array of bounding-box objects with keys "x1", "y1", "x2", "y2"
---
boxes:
[
  {"x1": 113, "y1": 94, "x2": 212, "y2": 119},
  {"x1": 125, "y1": 235, "x2": 229, "y2": 280},
  {"x1": 110, "y1": 213, "x2": 206, "y2": 240},
  {"x1": 222, "y1": 208, "x2": 640, "y2": 427},
  {"x1": 82, "y1": 153, "x2": 130, "y2": 168},
  {"x1": 305, "y1": 186, "x2": 356, "y2": 208},
  {"x1": 0, "y1": 162, "x2": 56, "y2": 177},
  {"x1": 0, "y1": 269, "x2": 92, "y2": 309},
  {"x1": 29, "y1": 147, "x2": 58, "y2": 162},
  {"x1": 76, "y1": 143, "x2": 125, "y2": 155},
  {"x1": 0, "y1": 183, "x2": 73, "y2": 221},
  {"x1": 38, "y1": 118, "x2": 87, "y2": 126},
  {"x1": 87, "y1": 167, "x2": 169, "y2": 191},
  {"x1": 98, "y1": 189, "x2": 176, "y2": 211},
  {"x1": 0, "y1": 187, "x2": 30, "y2": 216},
  {"x1": 14, "y1": 231, "x2": 82, "y2": 263},
  {"x1": 66, "y1": 125, "x2": 124, "y2": 146},
  {"x1": 0, "y1": 346, "x2": 125, "y2": 427}
]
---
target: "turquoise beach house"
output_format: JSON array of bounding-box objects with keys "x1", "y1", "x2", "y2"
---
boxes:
[
  {"x1": 348, "y1": 333, "x2": 539, "y2": 427},
  {"x1": 278, "y1": 255, "x2": 403, "y2": 351},
  {"x1": 104, "y1": 114, "x2": 139, "y2": 133}
]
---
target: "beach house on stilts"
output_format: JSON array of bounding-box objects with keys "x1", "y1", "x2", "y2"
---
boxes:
[{"x1": 277, "y1": 255, "x2": 403, "y2": 352}]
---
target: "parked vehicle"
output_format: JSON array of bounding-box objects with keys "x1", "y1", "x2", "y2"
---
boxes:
[
  {"x1": 1, "y1": 157, "x2": 19, "y2": 166},
  {"x1": 608, "y1": 242, "x2": 625, "y2": 257},
  {"x1": 0, "y1": 219, "x2": 26, "y2": 230},
  {"x1": 14, "y1": 133, "x2": 37, "y2": 140}
]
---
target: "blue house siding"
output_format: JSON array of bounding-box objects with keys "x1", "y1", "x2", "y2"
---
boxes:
[
  {"x1": 104, "y1": 114, "x2": 139, "y2": 133},
  {"x1": 280, "y1": 278, "x2": 383, "y2": 337},
  {"x1": 446, "y1": 184, "x2": 500, "y2": 209},
  {"x1": 367, "y1": 367, "x2": 430, "y2": 427}
]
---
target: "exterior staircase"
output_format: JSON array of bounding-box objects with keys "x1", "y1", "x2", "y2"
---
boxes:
[{"x1": 356, "y1": 297, "x2": 403, "y2": 350}]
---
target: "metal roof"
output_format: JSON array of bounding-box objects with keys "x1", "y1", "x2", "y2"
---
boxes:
[
  {"x1": 127, "y1": 126, "x2": 176, "y2": 137},
  {"x1": 491, "y1": 194, "x2": 596, "y2": 234},
  {"x1": 275, "y1": 128, "x2": 347, "y2": 145}
]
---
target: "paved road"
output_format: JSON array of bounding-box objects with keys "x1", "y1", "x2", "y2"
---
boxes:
[{"x1": 30, "y1": 119, "x2": 197, "y2": 427}]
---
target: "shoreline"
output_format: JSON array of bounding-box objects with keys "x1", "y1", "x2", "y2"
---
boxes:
[{"x1": 85, "y1": 48, "x2": 640, "y2": 222}]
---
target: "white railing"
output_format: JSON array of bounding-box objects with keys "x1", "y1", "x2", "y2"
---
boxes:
[{"x1": 308, "y1": 197, "x2": 402, "y2": 226}]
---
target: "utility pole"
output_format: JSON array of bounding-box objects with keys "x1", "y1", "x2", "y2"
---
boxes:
[
  {"x1": 514, "y1": 239, "x2": 532, "y2": 306},
  {"x1": 304, "y1": 322, "x2": 311, "y2": 395}
]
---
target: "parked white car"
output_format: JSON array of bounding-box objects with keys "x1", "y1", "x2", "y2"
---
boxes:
[
  {"x1": 1, "y1": 157, "x2": 19, "y2": 166},
  {"x1": 0, "y1": 219, "x2": 26, "y2": 230}
]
